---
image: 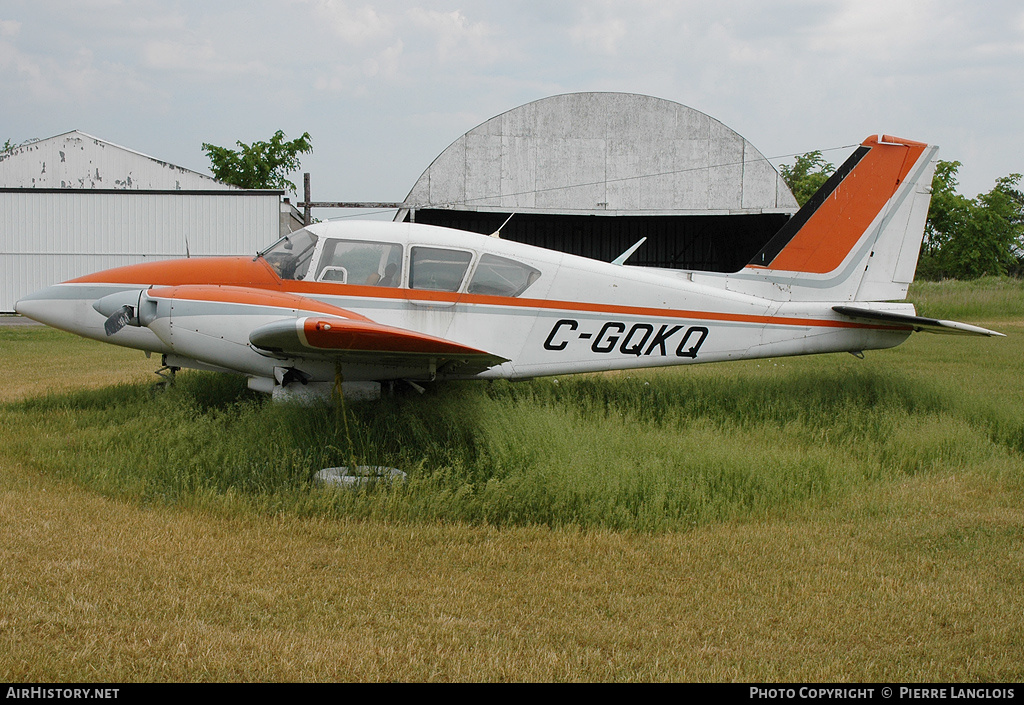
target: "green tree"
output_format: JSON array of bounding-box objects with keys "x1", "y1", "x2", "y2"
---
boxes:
[
  {"x1": 919, "y1": 160, "x2": 1024, "y2": 279},
  {"x1": 779, "y1": 150, "x2": 835, "y2": 206},
  {"x1": 202, "y1": 130, "x2": 312, "y2": 191}
]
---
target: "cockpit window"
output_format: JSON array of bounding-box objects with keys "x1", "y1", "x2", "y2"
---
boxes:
[
  {"x1": 468, "y1": 254, "x2": 541, "y2": 297},
  {"x1": 316, "y1": 240, "x2": 403, "y2": 287},
  {"x1": 409, "y1": 247, "x2": 473, "y2": 292},
  {"x1": 261, "y1": 230, "x2": 319, "y2": 281}
]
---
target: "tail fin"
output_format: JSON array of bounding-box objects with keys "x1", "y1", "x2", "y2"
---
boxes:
[{"x1": 744, "y1": 135, "x2": 939, "y2": 302}]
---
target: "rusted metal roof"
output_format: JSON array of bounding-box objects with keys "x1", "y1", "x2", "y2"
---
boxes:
[{"x1": 0, "y1": 130, "x2": 234, "y2": 191}]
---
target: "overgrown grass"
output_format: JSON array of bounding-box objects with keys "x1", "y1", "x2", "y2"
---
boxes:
[
  {"x1": 4, "y1": 358, "x2": 1021, "y2": 532},
  {"x1": 909, "y1": 275, "x2": 1024, "y2": 321}
]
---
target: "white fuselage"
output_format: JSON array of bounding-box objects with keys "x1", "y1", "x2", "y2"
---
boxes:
[{"x1": 16, "y1": 221, "x2": 914, "y2": 388}]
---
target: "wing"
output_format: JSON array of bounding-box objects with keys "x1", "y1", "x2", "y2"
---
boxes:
[
  {"x1": 833, "y1": 306, "x2": 1005, "y2": 337},
  {"x1": 249, "y1": 315, "x2": 509, "y2": 377}
]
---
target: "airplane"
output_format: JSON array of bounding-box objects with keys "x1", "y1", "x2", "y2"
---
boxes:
[{"x1": 15, "y1": 134, "x2": 1003, "y2": 402}]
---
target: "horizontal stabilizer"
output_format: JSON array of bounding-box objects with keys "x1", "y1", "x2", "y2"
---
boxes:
[{"x1": 833, "y1": 306, "x2": 1005, "y2": 337}]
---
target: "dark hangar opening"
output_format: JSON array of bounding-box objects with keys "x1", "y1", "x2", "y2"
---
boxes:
[{"x1": 403, "y1": 209, "x2": 791, "y2": 273}]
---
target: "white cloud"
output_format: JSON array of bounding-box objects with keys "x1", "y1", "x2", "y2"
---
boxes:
[
  {"x1": 304, "y1": 5, "x2": 513, "y2": 94},
  {"x1": 314, "y1": 38, "x2": 404, "y2": 92},
  {"x1": 0, "y1": 37, "x2": 153, "y2": 108},
  {"x1": 362, "y1": 39, "x2": 403, "y2": 79},
  {"x1": 124, "y1": 12, "x2": 187, "y2": 34},
  {"x1": 2, "y1": 0, "x2": 1022, "y2": 199},
  {"x1": 406, "y1": 8, "x2": 506, "y2": 65},
  {"x1": 302, "y1": 0, "x2": 393, "y2": 46},
  {"x1": 569, "y1": 16, "x2": 627, "y2": 55},
  {"x1": 807, "y1": 0, "x2": 934, "y2": 57},
  {"x1": 142, "y1": 39, "x2": 267, "y2": 77},
  {"x1": 0, "y1": 19, "x2": 21, "y2": 37},
  {"x1": 143, "y1": 39, "x2": 217, "y2": 70}
]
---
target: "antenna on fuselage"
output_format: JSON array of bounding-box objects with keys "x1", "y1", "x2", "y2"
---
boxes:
[
  {"x1": 491, "y1": 212, "x2": 515, "y2": 238},
  {"x1": 611, "y1": 237, "x2": 647, "y2": 266}
]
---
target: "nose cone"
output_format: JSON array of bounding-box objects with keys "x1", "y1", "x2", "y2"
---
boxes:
[
  {"x1": 15, "y1": 284, "x2": 106, "y2": 336},
  {"x1": 15, "y1": 284, "x2": 64, "y2": 324}
]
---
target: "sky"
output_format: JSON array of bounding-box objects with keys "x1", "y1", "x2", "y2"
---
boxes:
[{"x1": 2, "y1": 0, "x2": 1022, "y2": 212}]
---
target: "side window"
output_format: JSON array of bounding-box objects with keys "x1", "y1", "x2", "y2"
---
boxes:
[
  {"x1": 409, "y1": 247, "x2": 473, "y2": 292},
  {"x1": 315, "y1": 240, "x2": 403, "y2": 287},
  {"x1": 468, "y1": 254, "x2": 541, "y2": 297}
]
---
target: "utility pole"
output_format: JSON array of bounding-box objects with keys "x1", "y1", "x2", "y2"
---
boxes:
[{"x1": 303, "y1": 172, "x2": 312, "y2": 226}]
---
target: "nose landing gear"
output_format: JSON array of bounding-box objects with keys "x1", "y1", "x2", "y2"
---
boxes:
[{"x1": 153, "y1": 363, "x2": 179, "y2": 390}]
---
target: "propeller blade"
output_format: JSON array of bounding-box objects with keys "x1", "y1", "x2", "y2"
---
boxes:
[{"x1": 104, "y1": 305, "x2": 135, "y2": 336}]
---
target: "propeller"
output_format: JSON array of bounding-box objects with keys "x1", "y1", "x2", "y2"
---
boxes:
[
  {"x1": 103, "y1": 305, "x2": 136, "y2": 336},
  {"x1": 93, "y1": 289, "x2": 149, "y2": 336}
]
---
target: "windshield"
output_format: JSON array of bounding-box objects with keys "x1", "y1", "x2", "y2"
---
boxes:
[{"x1": 260, "y1": 230, "x2": 319, "y2": 280}]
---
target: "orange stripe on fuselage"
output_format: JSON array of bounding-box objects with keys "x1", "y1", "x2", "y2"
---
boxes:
[
  {"x1": 288, "y1": 282, "x2": 913, "y2": 332},
  {"x1": 71, "y1": 255, "x2": 910, "y2": 332},
  {"x1": 295, "y1": 282, "x2": 907, "y2": 332},
  {"x1": 766, "y1": 135, "x2": 927, "y2": 274}
]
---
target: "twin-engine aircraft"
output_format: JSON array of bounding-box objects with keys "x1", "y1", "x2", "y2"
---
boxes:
[{"x1": 16, "y1": 135, "x2": 1003, "y2": 401}]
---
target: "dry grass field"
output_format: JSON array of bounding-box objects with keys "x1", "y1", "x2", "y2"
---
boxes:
[{"x1": 1, "y1": 282, "x2": 1022, "y2": 682}]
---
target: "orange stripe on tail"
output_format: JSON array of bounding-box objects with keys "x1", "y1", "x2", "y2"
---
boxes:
[{"x1": 751, "y1": 135, "x2": 927, "y2": 275}]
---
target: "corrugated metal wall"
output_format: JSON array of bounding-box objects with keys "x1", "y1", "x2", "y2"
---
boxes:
[{"x1": 1, "y1": 190, "x2": 281, "y2": 311}]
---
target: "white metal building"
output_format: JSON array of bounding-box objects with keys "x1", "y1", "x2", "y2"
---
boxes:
[
  {"x1": 1, "y1": 131, "x2": 289, "y2": 312},
  {"x1": 400, "y1": 92, "x2": 796, "y2": 217}
]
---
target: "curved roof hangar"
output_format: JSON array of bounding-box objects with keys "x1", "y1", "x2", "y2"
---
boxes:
[{"x1": 401, "y1": 92, "x2": 797, "y2": 217}]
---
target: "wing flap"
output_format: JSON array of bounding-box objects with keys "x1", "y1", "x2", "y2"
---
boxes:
[
  {"x1": 833, "y1": 306, "x2": 1005, "y2": 337},
  {"x1": 250, "y1": 316, "x2": 509, "y2": 374}
]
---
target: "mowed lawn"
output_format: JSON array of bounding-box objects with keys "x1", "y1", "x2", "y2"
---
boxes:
[{"x1": 0, "y1": 282, "x2": 1022, "y2": 682}]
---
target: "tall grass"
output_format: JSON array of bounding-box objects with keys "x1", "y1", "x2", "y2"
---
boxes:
[
  {"x1": 909, "y1": 276, "x2": 1024, "y2": 320},
  {"x1": 5, "y1": 359, "x2": 1020, "y2": 532}
]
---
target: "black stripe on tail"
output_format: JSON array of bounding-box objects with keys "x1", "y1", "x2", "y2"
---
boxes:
[{"x1": 750, "y1": 146, "x2": 871, "y2": 268}]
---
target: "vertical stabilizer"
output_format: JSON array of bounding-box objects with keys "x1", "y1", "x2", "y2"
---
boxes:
[{"x1": 741, "y1": 135, "x2": 939, "y2": 302}]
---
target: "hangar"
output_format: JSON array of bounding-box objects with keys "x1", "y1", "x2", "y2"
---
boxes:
[
  {"x1": 0, "y1": 131, "x2": 299, "y2": 312},
  {"x1": 397, "y1": 93, "x2": 799, "y2": 272}
]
